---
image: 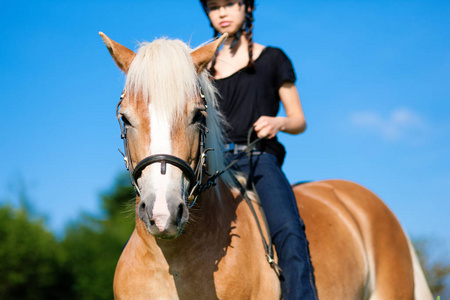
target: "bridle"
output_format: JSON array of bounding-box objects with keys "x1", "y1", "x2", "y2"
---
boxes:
[
  {"x1": 116, "y1": 85, "x2": 221, "y2": 207},
  {"x1": 115, "y1": 83, "x2": 279, "y2": 274}
]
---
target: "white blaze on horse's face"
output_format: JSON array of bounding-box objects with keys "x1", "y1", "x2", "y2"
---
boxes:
[
  {"x1": 136, "y1": 104, "x2": 189, "y2": 238},
  {"x1": 147, "y1": 105, "x2": 172, "y2": 232}
]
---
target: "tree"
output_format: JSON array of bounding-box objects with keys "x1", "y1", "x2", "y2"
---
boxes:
[{"x1": 0, "y1": 204, "x2": 73, "y2": 300}]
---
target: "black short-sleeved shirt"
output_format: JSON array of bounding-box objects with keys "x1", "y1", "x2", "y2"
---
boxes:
[{"x1": 214, "y1": 47, "x2": 296, "y2": 165}]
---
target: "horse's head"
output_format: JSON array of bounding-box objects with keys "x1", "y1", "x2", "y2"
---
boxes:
[{"x1": 100, "y1": 32, "x2": 228, "y2": 239}]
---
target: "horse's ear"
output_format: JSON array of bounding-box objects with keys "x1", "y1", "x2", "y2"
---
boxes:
[
  {"x1": 99, "y1": 32, "x2": 135, "y2": 74},
  {"x1": 191, "y1": 33, "x2": 228, "y2": 74}
]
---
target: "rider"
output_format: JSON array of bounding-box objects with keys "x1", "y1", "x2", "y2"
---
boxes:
[{"x1": 199, "y1": 1, "x2": 318, "y2": 299}]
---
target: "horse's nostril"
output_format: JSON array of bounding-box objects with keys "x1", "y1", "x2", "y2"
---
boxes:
[
  {"x1": 177, "y1": 204, "x2": 184, "y2": 225},
  {"x1": 139, "y1": 202, "x2": 146, "y2": 211},
  {"x1": 139, "y1": 201, "x2": 155, "y2": 226}
]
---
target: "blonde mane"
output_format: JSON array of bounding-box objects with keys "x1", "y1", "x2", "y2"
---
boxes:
[{"x1": 124, "y1": 38, "x2": 235, "y2": 191}]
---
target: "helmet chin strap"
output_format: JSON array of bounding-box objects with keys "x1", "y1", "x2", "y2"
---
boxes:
[{"x1": 229, "y1": 29, "x2": 242, "y2": 49}]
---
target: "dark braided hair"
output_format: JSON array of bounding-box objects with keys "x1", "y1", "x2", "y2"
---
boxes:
[
  {"x1": 199, "y1": 0, "x2": 256, "y2": 75},
  {"x1": 245, "y1": 9, "x2": 255, "y2": 71}
]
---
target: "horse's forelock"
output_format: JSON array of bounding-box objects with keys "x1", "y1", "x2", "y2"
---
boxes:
[{"x1": 125, "y1": 38, "x2": 198, "y2": 120}]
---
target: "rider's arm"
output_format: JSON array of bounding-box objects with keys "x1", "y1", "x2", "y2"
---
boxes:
[{"x1": 253, "y1": 82, "x2": 306, "y2": 139}]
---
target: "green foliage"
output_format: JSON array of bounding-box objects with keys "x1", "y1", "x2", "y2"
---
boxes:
[
  {"x1": 0, "y1": 173, "x2": 135, "y2": 299},
  {"x1": 0, "y1": 205, "x2": 73, "y2": 300},
  {"x1": 62, "y1": 217, "x2": 123, "y2": 299},
  {"x1": 60, "y1": 173, "x2": 135, "y2": 299}
]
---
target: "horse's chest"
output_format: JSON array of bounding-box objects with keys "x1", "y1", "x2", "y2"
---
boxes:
[{"x1": 135, "y1": 251, "x2": 256, "y2": 299}]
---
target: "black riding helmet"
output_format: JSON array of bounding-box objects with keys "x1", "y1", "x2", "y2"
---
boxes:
[{"x1": 199, "y1": 0, "x2": 255, "y2": 14}]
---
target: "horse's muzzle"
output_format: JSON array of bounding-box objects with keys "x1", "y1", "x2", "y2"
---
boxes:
[{"x1": 137, "y1": 196, "x2": 189, "y2": 239}]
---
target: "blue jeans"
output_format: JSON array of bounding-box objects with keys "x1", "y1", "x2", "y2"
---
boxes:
[{"x1": 226, "y1": 152, "x2": 318, "y2": 300}]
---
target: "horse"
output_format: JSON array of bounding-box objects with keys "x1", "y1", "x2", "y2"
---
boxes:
[{"x1": 99, "y1": 32, "x2": 433, "y2": 300}]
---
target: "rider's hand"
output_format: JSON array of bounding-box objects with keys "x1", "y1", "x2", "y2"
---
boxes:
[{"x1": 253, "y1": 116, "x2": 284, "y2": 139}]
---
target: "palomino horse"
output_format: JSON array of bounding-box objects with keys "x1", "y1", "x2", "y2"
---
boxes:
[{"x1": 100, "y1": 32, "x2": 433, "y2": 299}]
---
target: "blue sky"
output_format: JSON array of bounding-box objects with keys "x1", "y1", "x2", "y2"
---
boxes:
[{"x1": 1, "y1": 0, "x2": 449, "y2": 253}]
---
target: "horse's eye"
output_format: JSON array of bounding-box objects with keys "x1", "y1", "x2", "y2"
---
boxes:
[
  {"x1": 192, "y1": 110, "x2": 205, "y2": 124},
  {"x1": 121, "y1": 115, "x2": 131, "y2": 126}
]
